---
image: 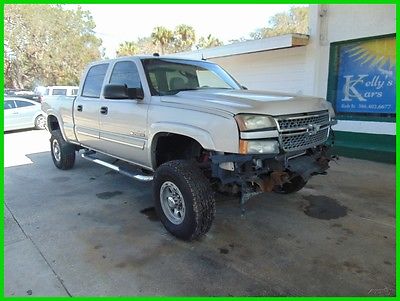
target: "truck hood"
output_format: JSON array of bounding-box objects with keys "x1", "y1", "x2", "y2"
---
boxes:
[{"x1": 161, "y1": 89, "x2": 332, "y2": 116}]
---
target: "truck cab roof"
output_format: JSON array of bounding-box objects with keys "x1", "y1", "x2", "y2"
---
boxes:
[{"x1": 88, "y1": 55, "x2": 209, "y2": 66}]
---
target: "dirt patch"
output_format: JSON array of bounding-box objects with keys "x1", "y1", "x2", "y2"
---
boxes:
[
  {"x1": 96, "y1": 191, "x2": 123, "y2": 200},
  {"x1": 219, "y1": 248, "x2": 229, "y2": 254},
  {"x1": 303, "y1": 195, "x2": 348, "y2": 220}
]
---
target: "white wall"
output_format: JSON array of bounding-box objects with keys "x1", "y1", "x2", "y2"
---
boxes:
[
  {"x1": 324, "y1": 4, "x2": 396, "y2": 43},
  {"x1": 213, "y1": 5, "x2": 395, "y2": 135},
  {"x1": 209, "y1": 4, "x2": 395, "y2": 102},
  {"x1": 310, "y1": 4, "x2": 396, "y2": 135},
  {"x1": 181, "y1": 5, "x2": 396, "y2": 135},
  {"x1": 312, "y1": 4, "x2": 396, "y2": 98},
  {"x1": 211, "y1": 46, "x2": 308, "y2": 94}
]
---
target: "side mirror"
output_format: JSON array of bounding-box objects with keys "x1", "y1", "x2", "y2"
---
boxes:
[
  {"x1": 127, "y1": 87, "x2": 144, "y2": 100},
  {"x1": 103, "y1": 84, "x2": 144, "y2": 100},
  {"x1": 104, "y1": 84, "x2": 129, "y2": 99}
]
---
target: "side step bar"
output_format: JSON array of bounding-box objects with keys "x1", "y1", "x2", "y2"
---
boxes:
[{"x1": 81, "y1": 153, "x2": 153, "y2": 182}]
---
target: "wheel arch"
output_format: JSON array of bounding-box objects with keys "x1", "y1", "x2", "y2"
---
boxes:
[
  {"x1": 47, "y1": 114, "x2": 68, "y2": 141},
  {"x1": 149, "y1": 125, "x2": 214, "y2": 169}
]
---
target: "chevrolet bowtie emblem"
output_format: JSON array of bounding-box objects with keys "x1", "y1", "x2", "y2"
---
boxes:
[{"x1": 306, "y1": 124, "x2": 320, "y2": 135}]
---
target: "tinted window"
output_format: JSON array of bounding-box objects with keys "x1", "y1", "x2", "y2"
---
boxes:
[
  {"x1": 82, "y1": 64, "x2": 109, "y2": 98},
  {"x1": 5, "y1": 100, "x2": 16, "y2": 110},
  {"x1": 141, "y1": 59, "x2": 240, "y2": 96},
  {"x1": 52, "y1": 89, "x2": 67, "y2": 95},
  {"x1": 110, "y1": 61, "x2": 142, "y2": 89},
  {"x1": 15, "y1": 100, "x2": 34, "y2": 108}
]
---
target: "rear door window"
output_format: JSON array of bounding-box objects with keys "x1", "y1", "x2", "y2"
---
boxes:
[
  {"x1": 109, "y1": 61, "x2": 142, "y2": 89},
  {"x1": 82, "y1": 64, "x2": 109, "y2": 98},
  {"x1": 15, "y1": 100, "x2": 35, "y2": 108},
  {"x1": 5, "y1": 100, "x2": 16, "y2": 110}
]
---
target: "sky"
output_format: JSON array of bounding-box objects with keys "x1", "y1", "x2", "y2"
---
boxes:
[{"x1": 74, "y1": 4, "x2": 300, "y2": 58}]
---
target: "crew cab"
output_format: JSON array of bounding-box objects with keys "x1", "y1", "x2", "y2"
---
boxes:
[{"x1": 42, "y1": 55, "x2": 336, "y2": 241}]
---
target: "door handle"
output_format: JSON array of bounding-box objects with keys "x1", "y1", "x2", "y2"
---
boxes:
[
  {"x1": 77, "y1": 105, "x2": 83, "y2": 112},
  {"x1": 100, "y1": 106, "x2": 108, "y2": 115}
]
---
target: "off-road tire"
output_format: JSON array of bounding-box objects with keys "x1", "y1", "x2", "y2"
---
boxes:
[
  {"x1": 153, "y1": 160, "x2": 216, "y2": 241},
  {"x1": 273, "y1": 174, "x2": 307, "y2": 194},
  {"x1": 50, "y1": 130, "x2": 75, "y2": 170}
]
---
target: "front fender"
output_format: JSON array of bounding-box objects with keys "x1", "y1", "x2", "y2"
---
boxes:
[{"x1": 148, "y1": 122, "x2": 216, "y2": 151}]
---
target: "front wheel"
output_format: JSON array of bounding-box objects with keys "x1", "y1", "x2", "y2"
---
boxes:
[
  {"x1": 153, "y1": 160, "x2": 216, "y2": 241},
  {"x1": 50, "y1": 130, "x2": 75, "y2": 170}
]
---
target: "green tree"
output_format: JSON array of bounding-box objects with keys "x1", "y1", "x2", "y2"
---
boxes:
[
  {"x1": 136, "y1": 36, "x2": 160, "y2": 55},
  {"x1": 196, "y1": 34, "x2": 223, "y2": 49},
  {"x1": 4, "y1": 5, "x2": 103, "y2": 89},
  {"x1": 151, "y1": 26, "x2": 174, "y2": 55},
  {"x1": 116, "y1": 41, "x2": 138, "y2": 57},
  {"x1": 116, "y1": 37, "x2": 160, "y2": 57},
  {"x1": 250, "y1": 6, "x2": 309, "y2": 39},
  {"x1": 173, "y1": 24, "x2": 196, "y2": 52}
]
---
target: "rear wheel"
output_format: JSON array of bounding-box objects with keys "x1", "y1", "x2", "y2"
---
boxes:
[
  {"x1": 35, "y1": 114, "x2": 46, "y2": 130},
  {"x1": 153, "y1": 160, "x2": 215, "y2": 241},
  {"x1": 50, "y1": 130, "x2": 75, "y2": 170}
]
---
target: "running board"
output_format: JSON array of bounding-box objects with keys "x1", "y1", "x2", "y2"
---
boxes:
[{"x1": 81, "y1": 153, "x2": 153, "y2": 182}]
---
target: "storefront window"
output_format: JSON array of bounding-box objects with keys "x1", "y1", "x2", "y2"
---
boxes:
[{"x1": 328, "y1": 35, "x2": 396, "y2": 117}]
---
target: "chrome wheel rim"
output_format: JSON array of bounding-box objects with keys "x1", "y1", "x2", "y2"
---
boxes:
[
  {"x1": 36, "y1": 115, "x2": 46, "y2": 129},
  {"x1": 52, "y1": 139, "x2": 61, "y2": 162},
  {"x1": 160, "y1": 181, "x2": 185, "y2": 225}
]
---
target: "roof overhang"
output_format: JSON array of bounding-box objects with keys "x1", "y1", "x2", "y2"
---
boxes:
[{"x1": 172, "y1": 33, "x2": 309, "y2": 60}]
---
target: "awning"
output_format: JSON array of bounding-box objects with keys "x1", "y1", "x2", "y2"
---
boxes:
[{"x1": 173, "y1": 33, "x2": 309, "y2": 60}]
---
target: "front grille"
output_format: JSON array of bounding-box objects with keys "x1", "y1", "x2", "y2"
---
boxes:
[
  {"x1": 275, "y1": 111, "x2": 330, "y2": 152},
  {"x1": 281, "y1": 128, "x2": 329, "y2": 152},
  {"x1": 277, "y1": 111, "x2": 330, "y2": 131}
]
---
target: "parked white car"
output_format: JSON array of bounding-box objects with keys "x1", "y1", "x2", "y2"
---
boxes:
[
  {"x1": 44, "y1": 86, "x2": 79, "y2": 97},
  {"x1": 4, "y1": 97, "x2": 46, "y2": 131}
]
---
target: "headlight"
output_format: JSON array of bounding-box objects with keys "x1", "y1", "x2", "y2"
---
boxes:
[
  {"x1": 235, "y1": 114, "x2": 276, "y2": 131},
  {"x1": 239, "y1": 139, "x2": 279, "y2": 154},
  {"x1": 326, "y1": 102, "x2": 337, "y2": 125}
]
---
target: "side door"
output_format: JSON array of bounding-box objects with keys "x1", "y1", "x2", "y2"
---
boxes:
[
  {"x1": 97, "y1": 60, "x2": 149, "y2": 167},
  {"x1": 73, "y1": 63, "x2": 109, "y2": 150},
  {"x1": 13, "y1": 100, "x2": 38, "y2": 128},
  {"x1": 4, "y1": 100, "x2": 18, "y2": 130}
]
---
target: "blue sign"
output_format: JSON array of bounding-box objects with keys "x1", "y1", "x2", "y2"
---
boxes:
[{"x1": 335, "y1": 37, "x2": 396, "y2": 114}]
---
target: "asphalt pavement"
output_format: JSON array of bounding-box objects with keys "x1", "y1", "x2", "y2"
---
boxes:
[{"x1": 4, "y1": 129, "x2": 396, "y2": 296}]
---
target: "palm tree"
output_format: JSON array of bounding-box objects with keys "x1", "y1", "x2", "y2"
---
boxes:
[
  {"x1": 116, "y1": 41, "x2": 138, "y2": 57},
  {"x1": 173, "y1": 24, "x2": 196, "y2": 52},
  {"x1": 196, "y1": 34, "x2": 223, "y2": 49},
  {"x1": 151, "y1": 26, "x2": 174, "y2": 54}
]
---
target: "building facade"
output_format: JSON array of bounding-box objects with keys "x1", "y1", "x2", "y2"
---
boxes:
[{"x1": 175, "y1": 4, "x2": 396, "y2": 163}]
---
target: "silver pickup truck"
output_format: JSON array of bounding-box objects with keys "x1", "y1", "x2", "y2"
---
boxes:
[{"x1": 42, "y1": 55, "x2": 336, "y2": 241}]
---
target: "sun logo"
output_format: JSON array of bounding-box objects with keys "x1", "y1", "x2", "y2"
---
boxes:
[{"x1": 345, "y1": 37, "x2": 396, "y2": 73}]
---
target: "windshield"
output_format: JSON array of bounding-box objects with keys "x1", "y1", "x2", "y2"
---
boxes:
[{"x1": 141, "y1": 58, "x2": 241, "y2": 95}]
